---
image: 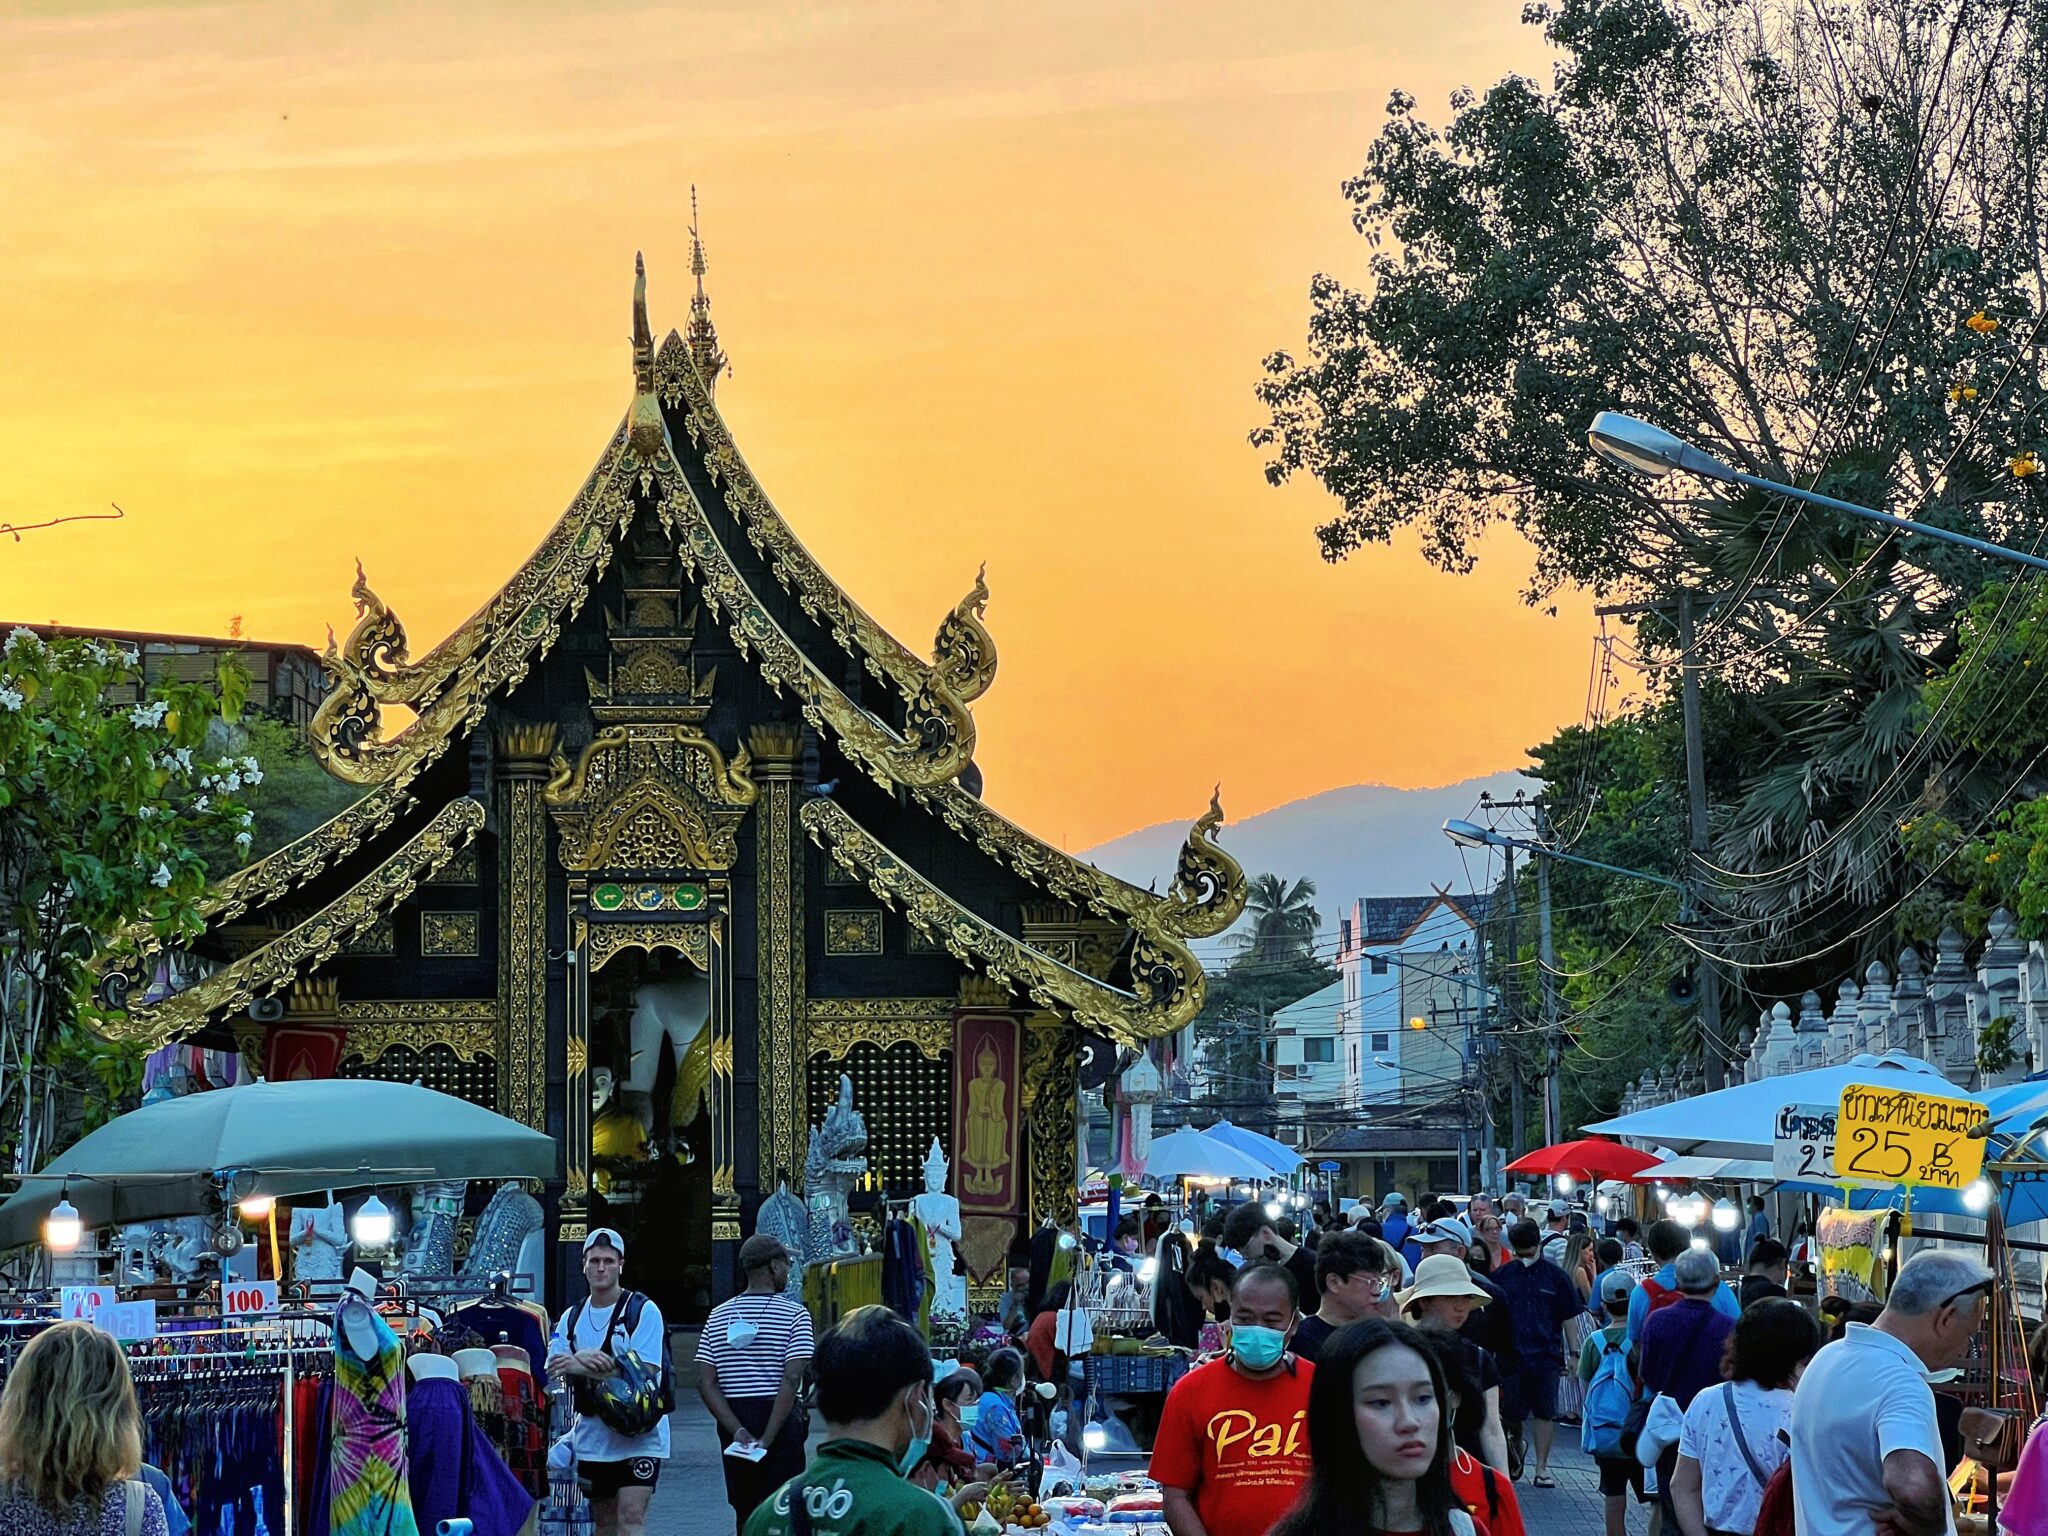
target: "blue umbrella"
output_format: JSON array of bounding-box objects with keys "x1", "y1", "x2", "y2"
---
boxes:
[{"x1": 1204, "y1": 1119, "x2": 1303, "y2": 1172}]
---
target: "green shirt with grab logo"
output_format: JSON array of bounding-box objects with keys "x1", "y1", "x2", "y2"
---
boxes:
[{"x1": 744, "y1": 1440, "x2": 963, "y2": 1536}]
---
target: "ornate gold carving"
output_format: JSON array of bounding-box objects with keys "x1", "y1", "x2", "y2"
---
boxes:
[
  {"x1": 93, "y1": 798, "x2": 486, "y2": 1048},
  {"x1": 557, "y1": 1221, "x2": 588, "y2": 1245},
  {"x1": 653, "y1": 330, "x2": 938, "y2": 688},
  {"x1": 805, "y1": 998, "x2": 954, "y2": 1061},
  {"x1": 709, "y1": 918, "x2": 736, "y2": 1197},
  {"x1": 583, "y1": 920, "x2": 711, "y2": 974},
  {"x1": 340, "y1": 1005, "x2": 496, "y2": 1064},
  {"x1": 1023, "y1": 1017, "x2": 1080, "y2": 1225},
  {"x1": 658, "y1": 471, "x2": 976, "y2": 789},
  {"x1": 544, "y1": 723, "x2": 758, "y2": 872},
  {"x1": 420, "y1": 910, "x2": 481, "y2": 956},
  {"x1": 343, "y1": 913, "x2": 394, "y2": 955},
  {"x1": 800, "y1": 797, "x2": 1204, "y2": 1046},
  {"x1": 310, "y1": 423, "x2": 642, "y2": 787},
  {"x1": 499, "y1": 772, "x2": 548, "y2": 1130},
  {"x1": 932, "y1": 565, "x2": 998, "y2": 704},
  {"x1": 909, "y1": 785, "x2": 1248, "y2": 943},
  {"x1": 628, "y1": 253, "x2": 667, "y2": 464},
  {"x1": 287, "y1": 977, "x2": 341, "y2": 1019},
  {"x1": 566, "y1": 1035, "x2": 587, "y2": 1078},
  {"x1": 823, "y1": 909, "x2": 884, "y2": 956},
  {"x1": 500, "y1": 723, "x2": 562, "y2": 763},
  {"x1": 756, "y1": 751, "x2": 807, "y2": 1191},
  {"x1": 958, "y1": 974, "x2": 1014, "y2": 1010},
  {"x1": 338, "y1": 998, "x2": 496, "y2": 1024},
  {"x1": 424, "y1": 845, "x2": 480, "y2": 885}
]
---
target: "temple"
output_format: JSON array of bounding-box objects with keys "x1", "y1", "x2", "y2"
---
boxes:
[{"x1": 96, "y1": 241, "x2": 1244, "y2": 1320}]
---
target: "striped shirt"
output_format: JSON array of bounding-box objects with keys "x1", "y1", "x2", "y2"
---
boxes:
[{"x1": 699, "y1": 1291, "x2": 814, "y2": 1400}]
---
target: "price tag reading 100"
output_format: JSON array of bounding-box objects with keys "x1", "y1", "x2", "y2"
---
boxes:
[
  {"x1": 1833, "y1": 1084, "x2": 1988, "y2": 1191},
  {"x1": 222, "y1": 1280, "x2": 279, "y2": 1319}
]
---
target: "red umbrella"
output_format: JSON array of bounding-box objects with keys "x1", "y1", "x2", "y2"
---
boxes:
[{"x1": 1505, "y1": 1138, "x2": 1660, "y2": 1181}]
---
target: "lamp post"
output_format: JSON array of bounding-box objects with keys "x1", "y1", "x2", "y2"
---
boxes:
[
  {"x1": 1444, "y1": 817, "x2": 1687, "y2": 1146},
  {"x1": 1585, "y1": 412, "x2": 2048, "y2": 572}
]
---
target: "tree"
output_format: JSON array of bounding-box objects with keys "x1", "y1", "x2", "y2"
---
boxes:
[
  {"x1": 0, "y1": 630, "x2": 256, "y2": 1172},
  {"x1": 186, "y1": 714, "x2": 363, "y2": 874},
  {"x1": 1239, "y1": 873, "x2": 1322, "y2": 966},
  {"x1": 1190, "y1": 950, "x2": 1334, "y2": 1133},
  {"x1": 1257, "y1": 0, "x2": 2048, "y2": 989}
]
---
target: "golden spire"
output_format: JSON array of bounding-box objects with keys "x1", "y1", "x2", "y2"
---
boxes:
[
  {"x1": 628, "y1": 251, "x2": 665, "y2": 460},
  {"x1": 687, "y1": 186, "x2": 729, "y2": 393}
]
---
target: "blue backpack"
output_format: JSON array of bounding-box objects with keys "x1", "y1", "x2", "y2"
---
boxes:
[{"x1": 1581, "y1": 1332, "x2": 1636, "y2": 1459}]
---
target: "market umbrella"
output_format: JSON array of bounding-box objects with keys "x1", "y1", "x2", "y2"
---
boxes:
[
  {"x1": 1203, "y1": 1120, "x2": 1303, "y2": 1173},
  {"x1": 1630, "y1": 1154, "x2": 1777, "y2": 1183},
  {"x1": 1583, "y1": 1051, "x2": 1965, "y2": 1160},
  {"x1": 1141, "y1": 1128, "x2": 1277, "y2": 1182},
  {"x1": 1506, "y1": 1138, "x2": 1661, "y2": 1181},
  {"x1": 0, "y1": 1079, "x2": 556, "y2": 1249}
]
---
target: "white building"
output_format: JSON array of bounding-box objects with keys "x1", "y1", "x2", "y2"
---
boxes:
[{"x1": 1335, "y1": 894, "x2": 1491, "y2": 1108}]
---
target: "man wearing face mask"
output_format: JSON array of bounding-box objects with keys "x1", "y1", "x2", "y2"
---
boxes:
[
  {"x1": 1151, "y1": 1265, "x2": 1314, "y2": 1536},
  {"x1": 746, "y1": 1306, "x2": 964, "y2": 1536},
  {"x1": 700, "y1": 1236, "x2": 815, "y2": 1532},
  {"x1": 1217, "y1": 1200, "x2": 1320, "y2": 1308}
]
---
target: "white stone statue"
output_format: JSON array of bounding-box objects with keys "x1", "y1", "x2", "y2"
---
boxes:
[
  {"x1": 289, "y1": 1196, "x2": 348, "y2": 1283},
  {"x1": 913, "y1": 1136, "x2": 965, "y2": 1320}
]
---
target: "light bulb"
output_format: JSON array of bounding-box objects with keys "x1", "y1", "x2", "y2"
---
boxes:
[
  {"x1": 351, "y1": 1193, "x2": 394, "y2": 1249},
  {"x1": 1082, "y1": 1421, "x2": 1107, "y2": 1452},
  {"x1": 1263, "y1": 1200, "x2": 1283, "y2": 1222},
  {"x1": 1594, "y1": 1194, "x2": 1611, "y2": 1217},
  {"x1": 1711, "y1": 1198, "x2": 1740, "y2": 1232},
  {"x1": 1057, "y1": 1231, "x2": 1077, "y2": 1251},
  {"x1": 1138, "y1": 1257, "x2": 1158, "y2": 1283},
  {"x1": 238, "y1": 1195, "x2": 274, "y2": 1222},
  {"x1": 44, "y1": 1194, "x2": 82, "y2": 1253},
  {"x1": 1659, "y1": 1189, "x2": 1675, "y2": 1210},
  {"x1": 1964, "y1": 1178, "x2": 1995, "y2": 1214},
  {"x1": 1555, "y1": 1174, "x2": 1576, "y2": 1196},
  {"x1": 1690, "y1": 1236, "x2": 1710, "y2": 1252}
]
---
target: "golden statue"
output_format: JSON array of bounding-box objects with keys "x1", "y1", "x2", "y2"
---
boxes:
[{"x1": 962, "y1": 1040, "x2": 1010, "y2": 1196}]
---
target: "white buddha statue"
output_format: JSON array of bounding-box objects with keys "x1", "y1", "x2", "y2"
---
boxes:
[{"x1": 912, "y1": 1137, "x2": 965, "y2": 1320}]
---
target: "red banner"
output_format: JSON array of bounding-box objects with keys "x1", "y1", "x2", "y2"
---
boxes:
[
  {"x1": 952, "y1": 1013, "x2": 1021, "y2": 1214},
  {"x1": 266, "y1": 1024, "x2": 346, "y2": 1083}
]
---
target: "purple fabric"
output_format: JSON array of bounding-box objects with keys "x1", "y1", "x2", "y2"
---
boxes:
[
  {"x1": 1638, "y1": 1297, "x2": 1736, "y2": 1410},
  {"x1": 406, "y1": 1377, "x2": 535, "y2": 1536}
]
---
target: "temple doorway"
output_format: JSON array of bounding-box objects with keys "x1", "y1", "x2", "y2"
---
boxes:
[{"x1": 587, "y1": 947, "x2": 713, "y2": 1322}]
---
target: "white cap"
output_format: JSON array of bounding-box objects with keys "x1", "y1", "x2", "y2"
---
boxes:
[{"x1": 583, "y1": 1227, "x2": 625, "y2": 1257}]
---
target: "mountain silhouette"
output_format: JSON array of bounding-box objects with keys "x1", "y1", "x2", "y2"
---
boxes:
[{"x1": 1082, "y1": 772, "x2": 1537, "y2": 948}]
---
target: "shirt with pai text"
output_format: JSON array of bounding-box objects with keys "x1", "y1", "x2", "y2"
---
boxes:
[{"x1": 1148, "y1": 1356, "x2": 1313, "y2": 1536}]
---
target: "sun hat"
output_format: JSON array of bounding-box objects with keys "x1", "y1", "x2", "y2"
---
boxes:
[{"x1": 1398, "y1": 1253, "x2": 1493, "y2": 1311}]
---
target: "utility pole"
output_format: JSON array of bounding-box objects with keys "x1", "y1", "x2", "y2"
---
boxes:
[
  {"x1": 1536, "y1": 801, "x2": 1563, "y2": 1146},
  {"x1": 1503, "y1": 844, "x2": 1526, "y2": 1158},
  {"x1": 1675, "y1": 590, "x2": 1727, "y2": 1091}
]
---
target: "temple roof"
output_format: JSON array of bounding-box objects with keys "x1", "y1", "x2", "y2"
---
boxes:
[{"x1": 103, "y1": 253, "x2": 1244, "y2": 1049}]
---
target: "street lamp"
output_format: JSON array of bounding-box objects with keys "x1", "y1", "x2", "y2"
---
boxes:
[
  {"x1": 351, "y1": 1193, "x2": 395, "y2": 1250},
  {"x1": 1586, "y1": 411, "x2": 2048, "y2": 572},
  {"x1": 44, "y1": 1188, "x2": 82, "y2": 1253}
]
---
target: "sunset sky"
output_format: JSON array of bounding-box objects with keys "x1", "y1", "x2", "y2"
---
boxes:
[{"x1": 1, "y1": 1, "x2": 1598, "y2": 852}]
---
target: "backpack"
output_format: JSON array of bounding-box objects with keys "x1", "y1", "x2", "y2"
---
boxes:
[
  {"x1": 1581, "y1": 1333, "x2": 1637, "y2": 1458},
  {"x1": 566, "y1": 1290, "x2": 677, "y2": 1428},
  {"x1": 1752, "y1": 1457, "x2": 1795, "y2": 1536},
  {"x1": 1639, "y1": 1276, "x2": 1682, "y2": 1316}
]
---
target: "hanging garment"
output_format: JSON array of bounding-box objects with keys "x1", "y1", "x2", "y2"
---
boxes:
[
  {"x1": 405, "y1": 1378, "x2": 535, "y2": 1536},
  {"x1": 331, "y1": 1307, "x2": 421, "y2": 1536},
  {"x1": 494, "y1": 1367, "x2": 548, "y2": 1499},
  {"x1": 444, "y1": 1301, "x2": 549, "y2": 1380},
  {"x1": 881, "y1": 1217, "x2": 926, "y2": 1323}
]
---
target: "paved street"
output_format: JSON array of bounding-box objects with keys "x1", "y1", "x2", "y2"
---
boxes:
[{"x1": 645, "y1": 1389, "x2": 1645, "y2": 1536}]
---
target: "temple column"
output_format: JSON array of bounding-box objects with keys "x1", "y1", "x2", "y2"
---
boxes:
[
  {"x1": 1022, "y1": 1012, "x2": 1080, "y2": 1227},
  {"x1": 750, "y1": 724, "x2": 807, "y2": 1193}
]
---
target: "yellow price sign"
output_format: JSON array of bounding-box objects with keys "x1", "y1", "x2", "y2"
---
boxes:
[{"x1": 1834, "y1": 1084, "x2": 1988, "y2": 1190}]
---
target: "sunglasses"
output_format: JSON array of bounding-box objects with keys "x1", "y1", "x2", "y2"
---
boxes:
[{"x1": 1940, "y1": 1279, "x2": 1995, "y2": 1312}]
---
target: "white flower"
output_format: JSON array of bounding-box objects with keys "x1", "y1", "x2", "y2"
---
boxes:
[
  {"x1": 171, "y1": 747, "x2": 191, "y2": 771},
  {"x1": 150, "y1": 863, "x2": 172, "y2": 888},
  {"x1": 0, "y1": 686, "x2": 21, "y2": 713},
  {"x1": 238, "y1": 810, "x2": 254, "y2": 828},
  {"x1": 85, "y1": 641, "x2": 111, "y2": 666},
  {"x1": 119, "y1": 647, "x2": 139, "y2": 666},
  {"x1": 243, "y1": 763, "x2": 263, "y2": 786},
  {"x1": 4, "y1": 627, "x2": 38, "y2": 655},
  {"x1": 128, "y1": 701, "x2": 168, "y2": 729},
  {"x1": 192, "y1": 794, "x2": 209, "y2": 812},
  {"x1": 234, "y1": 831, "x2": 253, "y2": 849},
  {"x1": 137, "y1": 805, "x2": 155, "y2": 820},
  {"x1": 221, "y1": 772, "x2": 242, "y2": 793}
]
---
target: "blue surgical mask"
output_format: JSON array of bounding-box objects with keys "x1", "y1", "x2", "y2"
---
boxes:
[
  {"x1": 898, "y1": 1392, "x2": 933, "y2": 1477},
  {"x1": 1231, "y1": 1324, "x2": 1288, "y2": 1371},
  {"x1": 958, "y1": 1403, "x2": 980, "y2": 1429}
]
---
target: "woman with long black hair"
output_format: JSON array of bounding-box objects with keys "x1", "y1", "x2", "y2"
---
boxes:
[{"x1": 1270, "y1": 1319, "x2": 1484, "y2": 1536}]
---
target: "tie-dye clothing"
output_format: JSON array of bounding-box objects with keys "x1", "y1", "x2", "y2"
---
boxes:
[{"x1": 330, "y1": 1308, "x2": 419, "y2": 1536}]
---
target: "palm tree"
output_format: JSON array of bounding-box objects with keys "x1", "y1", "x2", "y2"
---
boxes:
[{"x1": 1238, "y1": 873, "x2": 1321, "y2": 966}]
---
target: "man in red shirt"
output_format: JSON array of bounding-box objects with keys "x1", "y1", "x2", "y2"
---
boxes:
[{"x1": 1152, "y1": 1264, "x2": 1314, "y2": 1536}]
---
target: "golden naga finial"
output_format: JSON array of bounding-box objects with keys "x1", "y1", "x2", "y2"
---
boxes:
[
  {"x1": 1160, "y1": 786, "x2": 1246, "y2": 940},
  {"x1": 687, "y1": 186, "x2": 729, "y2": 393},
  {"x1": 628, "y1": 251, "x2": 666, "y2": 461},
  {"x1": 931, "y1": 562, "x2": 998, "y2": 703}
]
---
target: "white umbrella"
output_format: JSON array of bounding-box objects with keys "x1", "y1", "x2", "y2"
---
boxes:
[
  {"x1": 1204, "y1": 1120, "x2": 1303, "y2": 1172},
  {"x1": 1142, "y1": 1128, "x2": 1277, "y2": 1181},
  {"x1": 1584, "y1": 1052, "x2": 1966, "y2": 1160},
  {"x1": 1635, "y1": 1155, "x2": 1776, "y2": 1183}
]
